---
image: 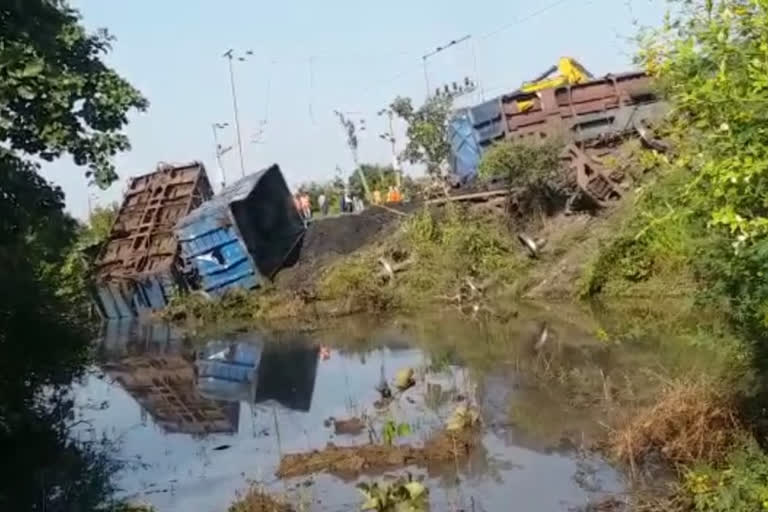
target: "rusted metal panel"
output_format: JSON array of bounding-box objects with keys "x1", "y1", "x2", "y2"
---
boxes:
[
  {"x1": 94, "y1": 162, "x2": 213, "y2": 318},
  {"x1": 500, "y1": 72, "x2": 661, "y2": 142}
]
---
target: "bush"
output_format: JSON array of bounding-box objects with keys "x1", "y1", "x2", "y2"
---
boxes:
[
  {"x1": 478, "y1": 138, "x2": 563, "y2": 185},
  {"x1": 320, "y1": 206, "x2": 524, "y2": 311},
  {"x1": 682, "y1": 444, "x2": 768, "y2": 512},
  {"x1": 609, "y1": 378, "x2": 742, "y2": 472}
]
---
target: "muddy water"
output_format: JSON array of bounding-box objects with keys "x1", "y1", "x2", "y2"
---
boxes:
[{"x1": 73, "y1": 310, "x2": 633, "y2": 511}]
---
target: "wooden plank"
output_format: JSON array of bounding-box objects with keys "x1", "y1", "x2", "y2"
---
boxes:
[{"x1": 426, "y1": 188, "x2": 511, "y2": 205}]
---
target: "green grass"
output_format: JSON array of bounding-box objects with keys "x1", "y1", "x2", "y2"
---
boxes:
[{"x1": 320, "y1": 205, "x2": 527, "y2": 311}]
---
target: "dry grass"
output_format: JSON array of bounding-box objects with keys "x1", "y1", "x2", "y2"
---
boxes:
[
  {"x1": 228, "y1": 487, "x2": 295, "y2": 512},
  {"x1": 608, "y1": 378, "x2": 742, "y2": 475}
]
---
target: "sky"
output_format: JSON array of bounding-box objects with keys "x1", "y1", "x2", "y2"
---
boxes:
[{"x1": 41, "y1": 0, "x2": 666, "y2": 219}]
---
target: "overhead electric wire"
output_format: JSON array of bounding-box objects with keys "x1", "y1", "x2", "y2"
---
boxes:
[
  {"x1": 354, "y1": 0, "x2": 576, "y2": 100},
  {"x1": 477, "y1": 0, "x2": 575, "y2": 40}
]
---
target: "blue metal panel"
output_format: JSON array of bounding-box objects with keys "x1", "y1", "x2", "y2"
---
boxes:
[
  {"x1": 176, "y1": 212, "x2": 261, "y2": 296},
  {"x1": 136, "y1": 275, "x2": 170, "y2": 311},
  {"x1": 95, "y1": 285, "x2": 119, "y2": 320},
  {"x1": 108, "y1": 282, "x2": 135, "y2": 318},
  {"x1": 470, "y1": 97, "x2": 504, "y2": 145},
  {"x1": 449, "y1": 110, "x2": 481, "y2": 183}
]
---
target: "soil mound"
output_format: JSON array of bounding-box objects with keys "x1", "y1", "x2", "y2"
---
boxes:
[
  {"x1": 275, "y1": 206, "x2": 413, "y2": 291},
  {"x1": 276, "y1": 428, "x2": 478, "y2": 479}
]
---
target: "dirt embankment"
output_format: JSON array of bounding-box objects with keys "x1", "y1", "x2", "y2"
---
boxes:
[
  {"x1": 276, "y1": 427, "x2": 479, "y2": 479},
  {"x1": 275, "y1": 206, "x2": 412, "y2": 292}
]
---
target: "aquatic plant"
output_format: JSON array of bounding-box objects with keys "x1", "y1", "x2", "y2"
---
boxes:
[
  {"x1": 357, "y1": 475, "x2": 428, "y2": 511},
  {"x1": 445, "y1": 405, "x2": 480, "y2": 431},
  {"x1": 381, "y1": 420, "x2": 412, "y2": 446},
  {"x1": 228, "y1": 486, "x2": 295, "y2": 512}
]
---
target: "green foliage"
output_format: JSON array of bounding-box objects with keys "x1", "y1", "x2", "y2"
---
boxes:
[
  {"x1": 53, "y1": 203, "x2": 119, "y2": 312},
  {"x1": 683, "y1": 443, "x2": 768, "y2": 512},
  {"x1": 391, "y1": 95, "x2": 452, "y2": 176},
  {"x1": 381, "y1": 420, "x2": 411, "y2": 446},
  {"x1": 639, "y1": 0, "x2": 768, "y2": 241},
  {"x1": 348, "y1": 164, "x2": 399, "y2": 199},
  {"x1": 321, "y1": 256, "x2": 398, "y2": 311},
  {"x1": 404, "y1": 207, "x2": 515, "y2": 278},
  {"x1": 357, "y1": 476, "x2": 428, "y2": 511},
  {"x1": 478, "y1": 138, "x2": 564, "y2": 186},
  {"x1": 0, "y1": 0, "x2": 148, "y2": 187},
  {"x1": 0, "y1": 2, "x2": 145, "y2": 509},
  {"x1": 589, "y1": 0, "x2": 768, "y2": 333},
  {"x1": 299, "y1": 175, "x2": 345, "y2": 214},
  {"x1": 319, "y1": 206, "x2": 524, "y2": 312}
]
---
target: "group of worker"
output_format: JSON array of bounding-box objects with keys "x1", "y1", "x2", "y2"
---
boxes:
[
  {"x1": 372, "y1": 186, "x2": 402, "y2": 205},
  {"x1": 293, "y1": 185, "x2": 403, "y2": 220}
]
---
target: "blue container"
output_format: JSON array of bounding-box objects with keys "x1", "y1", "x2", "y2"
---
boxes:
[
  {"x1": 449, "y1": 110, "x2": 481, "y2": 183},
  {"x1": 470, "y1": 97, "x2": 505, "y2": 146},
  {"x1": 175, "y1": 164, "x2": 305, "y2": 296},
  {"x1": 94, "y1": 271, "x2": 179, "y2": 320}
]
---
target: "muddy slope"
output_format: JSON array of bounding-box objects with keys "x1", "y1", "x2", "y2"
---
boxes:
[{"x1": 275, "y1": 206, "x2": 411, "y2": 291}]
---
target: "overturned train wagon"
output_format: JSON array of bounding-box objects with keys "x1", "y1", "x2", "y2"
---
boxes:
[
  {"x1": 175, "y1": 164, "x2": 305, "y2": 296},
  {"x1": 93, "y1": 162, "x2": 214, "y2": 319},
  {"x1": 450, "y1": 71, "x2": 669, "y2": 205}
]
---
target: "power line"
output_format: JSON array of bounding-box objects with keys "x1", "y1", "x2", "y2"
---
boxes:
[
  {"x1": 355, "y1": 0, "x2": 576, "y2": 101},
  {"x1": 478, "y1": 0, "x2": 575, "y2": 40}
]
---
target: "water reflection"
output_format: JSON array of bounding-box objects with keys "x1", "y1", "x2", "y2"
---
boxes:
[
  {"x1": 196, "y1": 339, "x2": 319, "y2": 413},
  {"x1": 79, "y1": 316, "x2": 625, "y2": 512}
]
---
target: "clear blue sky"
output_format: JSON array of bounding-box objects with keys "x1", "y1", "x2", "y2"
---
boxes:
[{"x1": 42, "y1": 0, "x2": 665, "y2": 219}]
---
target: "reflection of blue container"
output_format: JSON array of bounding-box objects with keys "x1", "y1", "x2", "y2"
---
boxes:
[
  {"x1": 196, "y1": 341, "x2": 263, "y2": 403},
  {"x1": 175, "y1": 165, "x2": 305, "y2": 296}
]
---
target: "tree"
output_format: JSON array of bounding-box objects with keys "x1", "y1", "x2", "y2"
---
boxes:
[
  {"x1": 0, "y1": 0, "x2": 148, "y2": 187},
  {"x1": 334, "y1": 110, "x2": 371, "y2": 199},
  {"x1": 391, "y1": 95, "x2": 453, "y2": 177},
  {"x1": 348, "y1": 163, "x2": 398, "y2": 199},
  {"x1": 0, "y1": 1, "x2": 146, "y2": 509}
]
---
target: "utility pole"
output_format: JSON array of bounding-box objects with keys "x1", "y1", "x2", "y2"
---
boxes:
[
  {"x1": 223, "y1": 49, "x2": 246, "y2": 178},
  {"x1": 377, "y1": 108, "x2": 400, "y2": 187},
  {"x1": 422, "y1": 34, "x2": 472, "y2": 100},
  {"x1": 211, "y1": 122, "x2": 232, "y2": 190}
]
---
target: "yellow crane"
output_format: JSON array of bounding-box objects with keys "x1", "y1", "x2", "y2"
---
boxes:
[{"x1": 516, "y1": 57, "x2": 592, "y2": 111}]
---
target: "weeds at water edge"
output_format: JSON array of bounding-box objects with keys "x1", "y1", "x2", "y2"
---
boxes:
[
  {"x1": 228, "y1": 486, "x2": 296, "y2": 512},
  {"x1": 608, "y1": 378, "x2": 742, "y2": 476}
]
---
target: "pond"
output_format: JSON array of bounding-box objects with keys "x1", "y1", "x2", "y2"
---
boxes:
[{"x1": 72, "y1": 305, "x2": 678, "y2": 511}]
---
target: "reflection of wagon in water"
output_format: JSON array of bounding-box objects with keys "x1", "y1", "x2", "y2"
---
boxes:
[{"x1": 195, "y1": 340, "x2": 319, "y2": 412}]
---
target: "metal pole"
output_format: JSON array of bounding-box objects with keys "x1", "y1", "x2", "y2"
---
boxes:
[
  {"x1": 211, "y1": 124, "x2": 226, "y2": 190},
  {"x1": 471, "y1": 38, "x2": 485, "y2": 101},
  {"x1": 224, "y1": 50, "x2": 246, "y2": 178},
  {"x1": 387, "y1": 111, "x2": 401, "y2": 187},
  {"x1": 422, "y1": 56, "x2": 431, "y2": 98}
]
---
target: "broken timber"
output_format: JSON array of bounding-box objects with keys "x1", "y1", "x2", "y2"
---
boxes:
[{"x1": 426, "y1": 188, "x2": 512, "y2": 205}]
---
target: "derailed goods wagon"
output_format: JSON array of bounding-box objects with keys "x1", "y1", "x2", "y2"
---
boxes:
[
  {"x1": 175, "y1": 164, "x2": 305, "y2": 296},
  {"x1": 93, "y1": 162, "x2": 213, "y2": 319},
  {"x1": 449, "y1": 71, "x2": 669, "y2": 206}
]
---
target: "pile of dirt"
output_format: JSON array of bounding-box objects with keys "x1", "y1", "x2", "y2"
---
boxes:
[
  {"x1": 276, "y1": 427, "x2": 478, "y2": 479},
  {"x1": 275, "y1": 206, "x2": 410, "y2": 291}
]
